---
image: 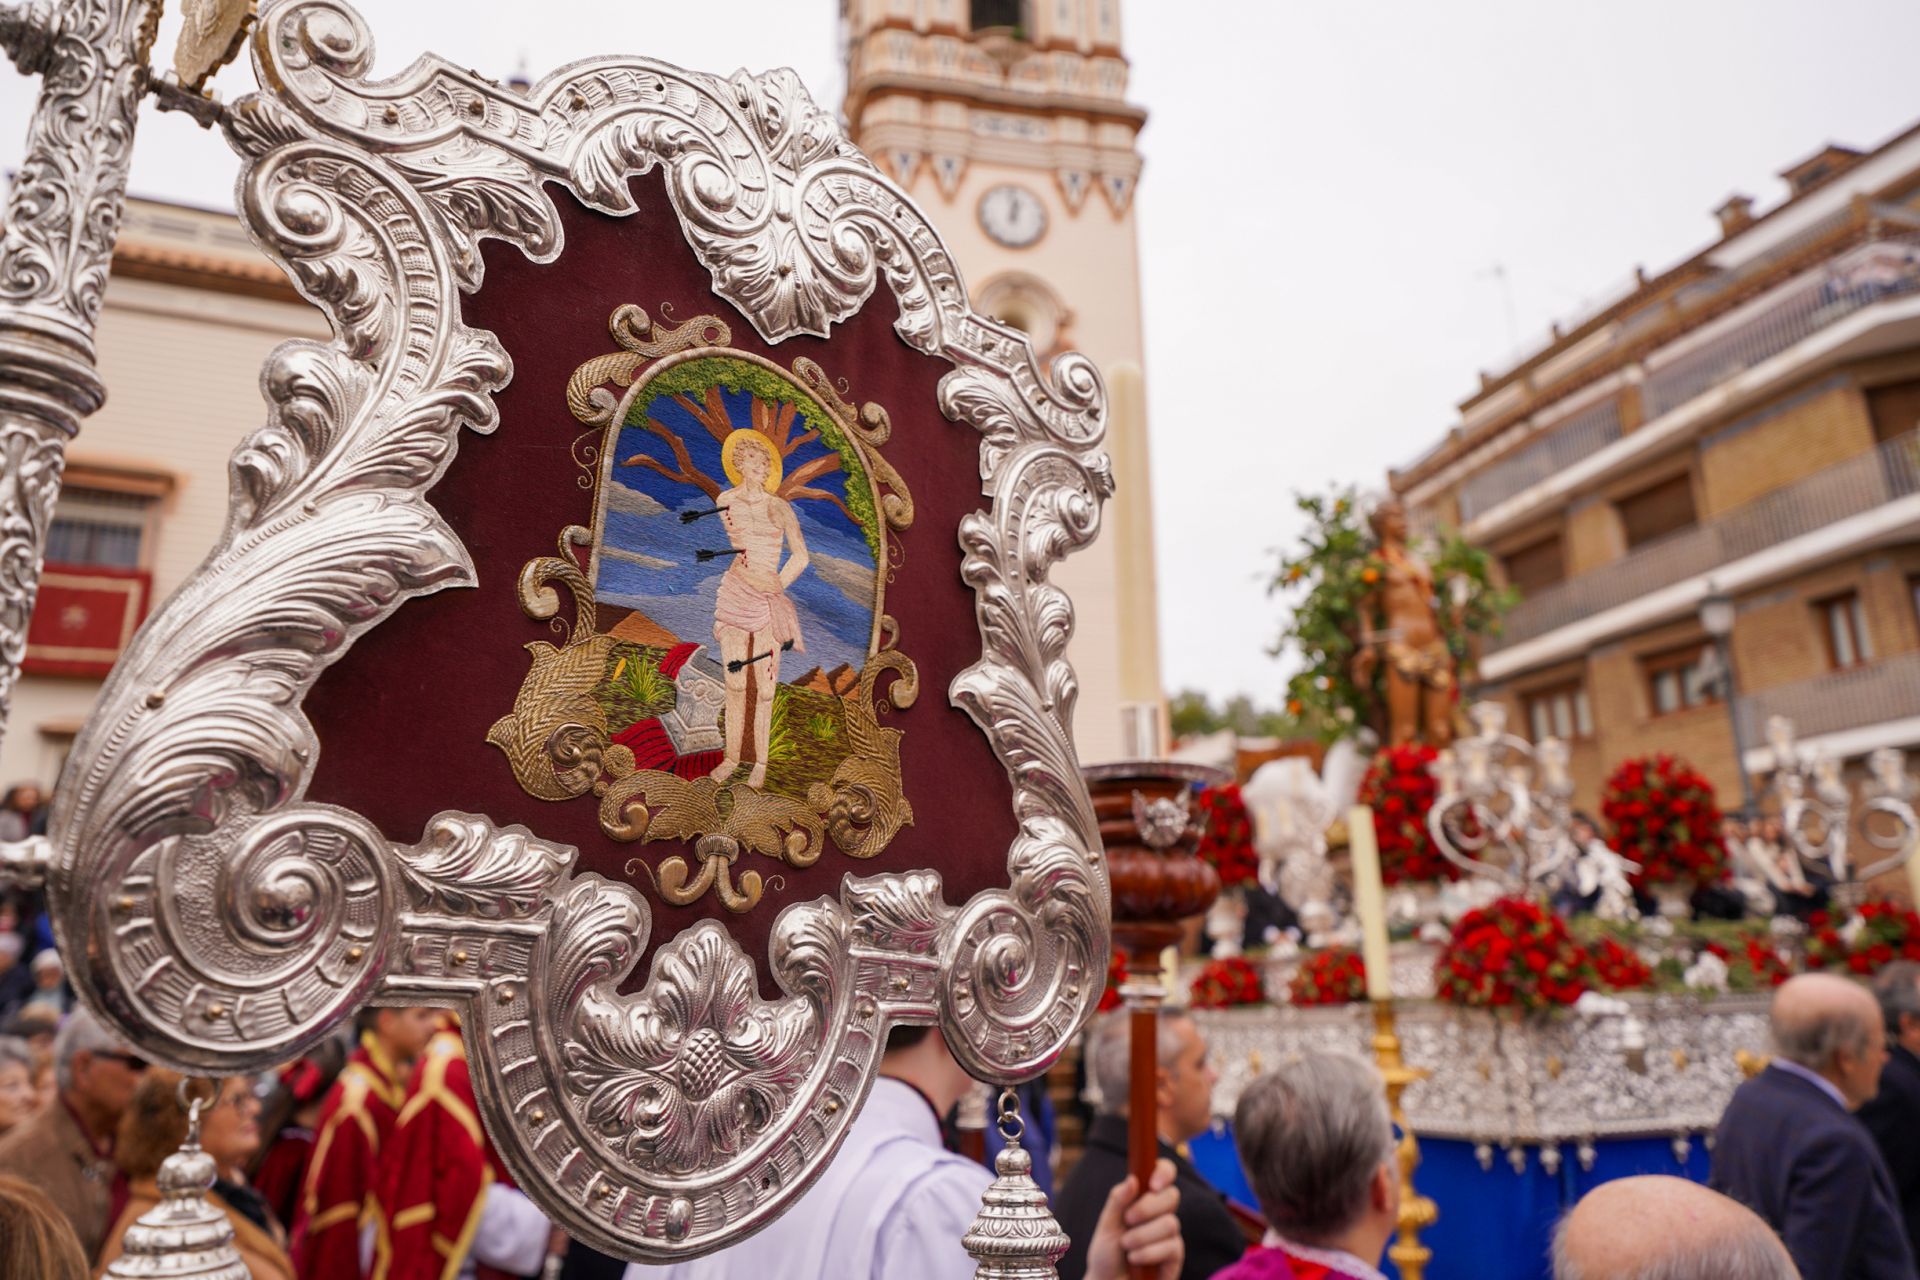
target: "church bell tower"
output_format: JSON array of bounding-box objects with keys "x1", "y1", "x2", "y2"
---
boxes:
[{"x1": 841, "y1": 0, "x2": 1165, "y2": 763}]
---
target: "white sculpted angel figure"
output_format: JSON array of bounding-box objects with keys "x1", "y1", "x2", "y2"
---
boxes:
[
  {"x1": 1241, "y1": 738, "x2": 1370, "y2": 943},
  {"x1": 1567, "y1": 814, "x2": 1641, "y2": 922},
  {"x1": 709, "y1": 430, "x2": 811, "y2": 789}
]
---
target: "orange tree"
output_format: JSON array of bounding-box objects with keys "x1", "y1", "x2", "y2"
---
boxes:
[{"x1": 1268, "y1": 486, "x2": 1511, "y2": 741}]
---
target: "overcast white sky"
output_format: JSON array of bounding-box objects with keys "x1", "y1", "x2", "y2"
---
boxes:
[{"x1": 6, "y1": 0, "x2": 1920, "y2": 705}]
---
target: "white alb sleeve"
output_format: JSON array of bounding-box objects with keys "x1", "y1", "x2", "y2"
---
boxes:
[
  {"x1": 470, "y1": 1183, "x2": 552, "y2": 1276},
  {"x1": 872, "y1": 1159, "x2": 994, "y2": 1280}
]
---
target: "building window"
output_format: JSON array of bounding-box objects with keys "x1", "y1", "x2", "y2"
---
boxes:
[
  {"x1": 1616, "y1": 473, "x2": 1697, "y2": 550},
  {"x1": 45, "y1": 487, "x2": 153, "y2": 569},
  {"x1": 1502, "y1": 535, "x2": 1565, "y2": 596},
  {"x1": 1643, "y1": 644, "x2": 1717, "y2": 716},
  {"x1": 1818, "y1": 591, "x2": 1873, "y2": 669},
  {"x1": 1523, "y1": 682, "x2": 1593, "y2": 742},
  {"x1": 970, "y1": 0, "x2": 1026, "y2": 31},
  {"x1": 1868, "y1": 377, "x2": 1920, "y2": 445}
]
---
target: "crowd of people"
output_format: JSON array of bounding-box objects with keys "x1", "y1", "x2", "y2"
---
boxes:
[{"x1": 0, "y1": 759, "x2": 1911, "y2": 1278}]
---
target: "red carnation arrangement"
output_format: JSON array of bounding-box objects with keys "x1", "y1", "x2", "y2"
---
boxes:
[
  {"x1": 1194, "y1": 783, "x2": 1259, "y2": 889},
  {"x1": 1358, "y1": 743, "x2": 1458, "y2": 884},
  {"x1": 1805, "y1": 902, "x2": 1920, "y2": 976},
  {"x1": 1098, "y1": 952, "x2": 1127, "y2": 1013},
  {"x1": 1288, "y1": 948, "x2": 1366, "y2": 1006},
  {"x1": 1435, "y1": 896, "x2": 1595, "y2": 1012},
  {"x1": 1600, "y1": 754, "x2": 1726, "y2": 887},
  {"x1": 1189, "y1": 956, "x2": 1267, "y2": 1009},
  {"x1": 1589, "y1": 935, "x2": 1653, "y2": 992},
  {"x1": 1705, "y1": 933, "x2": 1792, "y2": 989}
]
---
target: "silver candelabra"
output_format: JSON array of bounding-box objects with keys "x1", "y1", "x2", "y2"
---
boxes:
[
  {"x1": 1428, "y1": 701, "x2": 1578, "y2": 892},
  {"x1": 1762, "y1": 716, "x2": 1918, "y2": 906}
]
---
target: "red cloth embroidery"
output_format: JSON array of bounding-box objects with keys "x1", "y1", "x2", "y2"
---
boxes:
[
  {"x1": 611, "y1": 717, "x2": 726, "y2": 780},
  {"x1": 656, "y1": 642, "x2": 702, "y2": 679}
]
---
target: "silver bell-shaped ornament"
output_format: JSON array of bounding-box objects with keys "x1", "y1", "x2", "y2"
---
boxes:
[
  {"x1": 104, "y1": 1092, "x2": 251, "y2": 1279},
  {"x1": 962, "y1": 1087, "x2": 1070, "y2": 1279}
]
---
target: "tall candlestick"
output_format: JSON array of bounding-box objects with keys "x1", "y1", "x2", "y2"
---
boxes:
[{"x1": 1348, "y1": 804, "x2": 1394, "y2": 1002}]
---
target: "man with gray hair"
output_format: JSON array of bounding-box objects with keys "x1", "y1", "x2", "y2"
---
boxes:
[
  {"x1": 1551, "y1": 1175, "x2": 1797, "y2": 1279},
  {"x1": 1709, "y1": 972, "x2": 1915, "y2": 1280},
  {"x1": 1860, "y1": 961, "x2": 1920, "y2": 1258},
  {"x1": 1212, "y1": 1051, "x2": 1396, "y2": 1280},
  {"x1": 1055, "y1": 1010, "x2": 1243, "y2": 1280},
  {"x1": 0, "y1": 1002, "x2": 148, "y2": 1261}
]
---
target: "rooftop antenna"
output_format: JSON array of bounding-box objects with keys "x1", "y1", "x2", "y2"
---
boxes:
[{"x1": 1476, "y1": 262, "x2": 1520, "y2": 361}]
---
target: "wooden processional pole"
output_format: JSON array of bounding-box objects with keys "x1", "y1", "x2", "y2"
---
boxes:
[{"x1": 1085, "y1": 762, "x2": 1225, "y2": 1280}]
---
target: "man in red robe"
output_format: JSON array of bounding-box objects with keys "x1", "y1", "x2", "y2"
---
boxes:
[
  {"x1": 291, "y1": 1007, "x2": 437, "y2": 1279},
  {"x1": 368, "y1": 1020, "x2": 555, "y2": 1280}
]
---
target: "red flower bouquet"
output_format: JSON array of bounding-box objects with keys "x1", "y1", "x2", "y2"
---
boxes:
[
  {"x1": 1435, "y1": 896, "x2": 1595, "y2": 1012},
  {"x1": 1589, "y1": 935, "x2": 1653, "y2": 992},
  {"x1": 1098, "y1": 951, "x2": 1127, "y2": 1013},
  {"x1": 1600, "y1": 754, "x2": 1726, "y2": 886},
  {"x1": 1705, "y1": 933, "x2": 1792, "y2": 989},
  {"x1": 1358, "y1": 743, "x2": 1457, "y2": 884},
  {"x1": 1195, "y1": 783, "x2": 1259, "y2": 889},
  {"x1": 1289, "y1": 948, "x2": 1366, "y2": 1006},
  {"x1": 1189, "y1": 956, "x2": 1267, "y2": 1009},
  {"x1": 1804, "y1": 902, "x2": 1920, "y2": 975}
]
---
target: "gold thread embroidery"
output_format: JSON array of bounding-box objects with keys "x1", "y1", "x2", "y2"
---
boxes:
[{"x1": 488, "y1": 306, "x2": 916, "y2": 911}]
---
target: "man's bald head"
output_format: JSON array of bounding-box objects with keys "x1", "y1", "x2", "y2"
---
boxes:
[
  {"x1": 1552, "y1": 1176, "x2": 1795, "y2": 1280},
  {"x1": 1772, "y1": 972, "x2": 1888, "y2": 1109}
]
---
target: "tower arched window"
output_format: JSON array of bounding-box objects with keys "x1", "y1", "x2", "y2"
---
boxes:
[{"x1": 970, "y1": 0, "x2": 1027, "y2": 34}]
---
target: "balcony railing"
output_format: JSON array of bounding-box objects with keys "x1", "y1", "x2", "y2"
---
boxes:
[
  {"x1": 1736, "y1": 648, "x2": 1920, "y2": 752},
  {"x1": 1486, "y1": 427, "x2": 1920, "y2": 653},
  {"x1": 1457, "y1": 397, "x2": 1621, "y2": 523},
  {"x1": 1456, "y1": 236, "x2": 1920, "y2": 523},
  {"x1": 1645, "y1": 242, "x2": 1920, "y2": 417}
]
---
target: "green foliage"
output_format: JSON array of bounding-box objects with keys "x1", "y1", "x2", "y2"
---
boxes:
[
  {"x1": 596, "y1": 646, "x2": 676, "y2": 728},
  {"x1": 616, "y1": 654, "x2": 671, "y2": 707},
  {"x1": 807, "y1": 711, "x2": 836, "y2": 740},
  {"x1": 1168, "y1": 689, "x2": 1300, "y2": 740},
  {"x1": 1267, "y1": 486, "x2": 1515, "y2": 742},
  {"x1": 631, "y1": 356, "x2": 882, "y2": 561},
  {"x1": 765, "y1": 694, "x2": 799, "y2": 763}
]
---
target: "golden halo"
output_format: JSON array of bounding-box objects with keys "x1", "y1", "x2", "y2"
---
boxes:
[{"x1": 721, "y1": 429, "x2": 782, "y2": 492}]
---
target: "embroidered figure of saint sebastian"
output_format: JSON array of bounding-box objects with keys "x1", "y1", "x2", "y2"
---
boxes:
[{"x1": 711, "y1": 428, "x2": 811, "y2": 788}]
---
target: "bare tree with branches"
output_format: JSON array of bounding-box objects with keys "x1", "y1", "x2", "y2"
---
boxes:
[{"x1": 623, "y1": 386, "x2": 856, "y2": 525}]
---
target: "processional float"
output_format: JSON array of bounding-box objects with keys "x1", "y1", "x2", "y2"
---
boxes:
[{"x1": 0, "y1": 1, "x2": 1118, "y2": 1271}]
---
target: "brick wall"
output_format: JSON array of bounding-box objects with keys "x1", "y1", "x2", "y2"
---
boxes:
[
  {"x1": 1498, "y1": 552, "x2": 1920, "y2": 817},
  {"x1": 1698, "y1": 380, "x2": 1874, "y2": 517},
  {"x1": 1564, "y1": 497, "x2": 1623, "y2": 575}
]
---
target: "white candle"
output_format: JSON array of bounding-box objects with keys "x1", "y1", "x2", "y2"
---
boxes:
[{"x1": 1348, "y1": 804, "x2": 1394, "y2": 1002}]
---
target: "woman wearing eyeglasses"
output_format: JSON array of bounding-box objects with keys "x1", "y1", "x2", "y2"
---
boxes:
[{"x1": 96, "y1": 1070, "x2": 293, "y2": 1280}]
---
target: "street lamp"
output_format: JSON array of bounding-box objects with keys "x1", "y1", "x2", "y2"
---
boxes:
[{"x1": 1697, "y1": 585, "x2": 1758, "y2": 813}]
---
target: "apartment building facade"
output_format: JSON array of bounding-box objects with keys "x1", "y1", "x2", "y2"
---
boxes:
[{"x1": 1392, "y1": 126, "x2": 1920, "y2": 812}]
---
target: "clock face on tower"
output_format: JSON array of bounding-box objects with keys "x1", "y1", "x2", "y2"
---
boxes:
[{"x1": 978, "y1": 183, "x2": 1048, "y2": 248}]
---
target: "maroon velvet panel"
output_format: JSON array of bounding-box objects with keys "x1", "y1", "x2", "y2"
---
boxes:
[{"x1": 302, "y1": 173, "x2": 1018, "y2": 993}]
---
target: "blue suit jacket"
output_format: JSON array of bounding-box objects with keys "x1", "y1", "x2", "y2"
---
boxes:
[
  {"x1": 1710, "y1": 1064, "x2": 1917, "y2": 1280},
  {"x1": 1860, "y1": 1044, "x2": 1920, "y2": 1262}
]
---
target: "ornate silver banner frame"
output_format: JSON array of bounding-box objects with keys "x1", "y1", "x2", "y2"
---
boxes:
[{"x1": 47, "y1": 0, "x2": 1111, "y2": 1261}]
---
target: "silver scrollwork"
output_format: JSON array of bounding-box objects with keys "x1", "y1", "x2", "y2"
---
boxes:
[
  {"x1": 47, "y1": 0, "x2": 1109, "y2": 1261},
  {"x1": 1764, "y1": 715, "x2": 1919, "y2": 904},
  {"x1": 1428, "y1": 701, "x2": 1577, "y2": 892},
  {"x1": 0, "y1": 0, "x2": 157, "y2": 747}
]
